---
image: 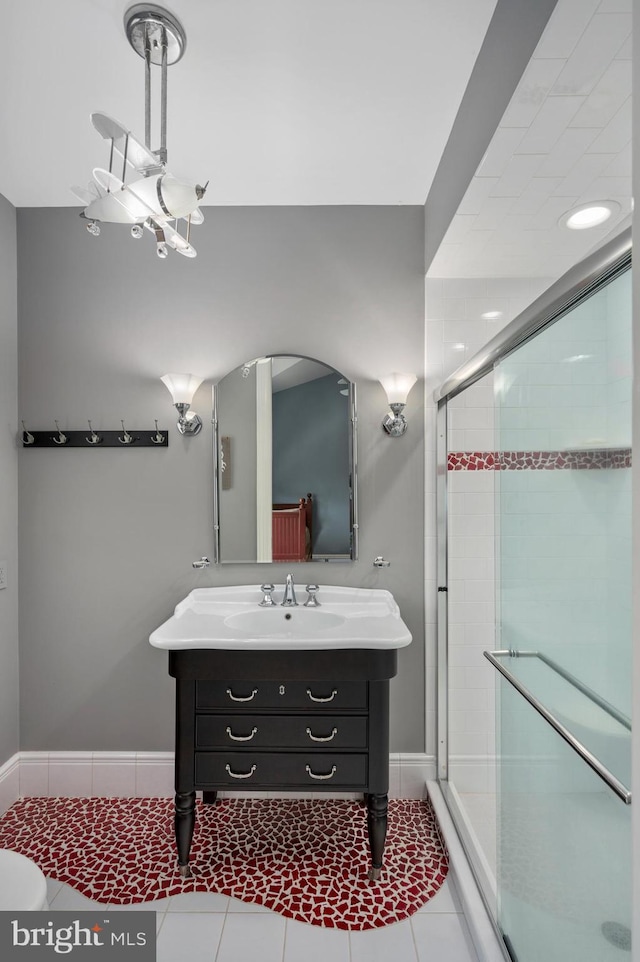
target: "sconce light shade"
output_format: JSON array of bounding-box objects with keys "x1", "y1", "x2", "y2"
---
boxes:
[
  {"x1": 379, "y1": 373, "x2": 417, "y2": 405},
  {"x1": 380, "y1": 373, "x2": 417, "y2": 437},
  {"x1": 160, "y1": 373, "x2": 203, "y2": 405},
  {"x1": 161, "y1": 372, "x2": 204, "y2": 436}
]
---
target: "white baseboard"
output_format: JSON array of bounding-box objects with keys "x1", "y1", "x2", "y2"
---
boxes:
[
  {"x1": 0, "y1": 753, "x2": 20, "y2": 816},
  {"x1": 0, "y1": 752, "x2": 436, "y2": 811}
]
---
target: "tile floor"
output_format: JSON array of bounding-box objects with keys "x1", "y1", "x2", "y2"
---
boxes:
[{"x1": 46, "y1": 874, "x2": 479, "y2": 961}]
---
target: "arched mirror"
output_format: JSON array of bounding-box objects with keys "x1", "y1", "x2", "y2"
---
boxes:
[{"x1": 213, "y1": 355, "x2": 358, "y2": 563}]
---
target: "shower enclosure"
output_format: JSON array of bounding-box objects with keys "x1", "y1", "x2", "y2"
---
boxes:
[{"x1": 435, "y1": 230, "x2": 632, "y2": 962}]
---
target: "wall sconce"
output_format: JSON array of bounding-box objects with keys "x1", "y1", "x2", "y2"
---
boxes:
[
  {"x1": 380, "y1": 373, "x2": 417, "y2": 437},
  {"x1": 161, "y1": 373, "x2": 204, "y2": 436}
]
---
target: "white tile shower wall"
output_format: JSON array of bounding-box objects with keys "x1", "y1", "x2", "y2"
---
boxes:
[
  {"x1": 497, "y1": 269, "x2": 633, "y2": 719},
  {"x1": 499, "y1": 469, "x2": 610, "y2": 675},
  {"x1": 427, "y1": 270, "x2": 632, "y2": 796},
  {"x1": 496, "y1": 287, "x2": 609, "y2": 451},
  {"x1": 447, "y1": 458, "x2": 496, "y2": 787},
  {"x1": 496, "y1": 273, "x2": 632, "y2": 453},
  {"x1": 1, "y1": 753, "x2": 434, "y2": 805},
  {"x1": 425, "y1": 276, "x2": 552, "y2": 399},
  {"x1": 603, "y1": 272, "x2": 632, "y2": 719},
  {"x1": 606, "y1": 269, "x2": 632, "y2": 446},
  {"x1": 426, "y1": 276, "x2": 548, "y2": 794}
]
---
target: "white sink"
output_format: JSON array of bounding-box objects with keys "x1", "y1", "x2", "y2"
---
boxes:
[
  {"x1": 225, "y1": 607, "x2": 346, "y2": 636},
  {"x1": 149, "y1": 584, "x2": 412, "y2": 651}
]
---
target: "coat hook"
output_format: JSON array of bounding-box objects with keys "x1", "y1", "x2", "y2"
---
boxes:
[
  {"x1": 21, "y1": 421, "x2": 35, "y2": 445},
  {"x1": 52, "y1": 420, "x2": 68, "y2": 445},
  {"x1": 150, "y1": 419, "x2": 165, "y2": 444},
  {"x1": 118, "y1": 420, "x2": 135, "y2": 445},
  {"x1": 85, "y1": 420, "x2": 102, "y2": 445}
]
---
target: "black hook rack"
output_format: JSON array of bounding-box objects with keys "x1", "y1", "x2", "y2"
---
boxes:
[{"x1": 20, "y1": 420, "x2": 169, "y2": 448}]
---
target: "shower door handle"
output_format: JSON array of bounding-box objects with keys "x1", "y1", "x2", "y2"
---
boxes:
[{"x1": 484, "y1": 650, "x2": 632, "y2": 805}]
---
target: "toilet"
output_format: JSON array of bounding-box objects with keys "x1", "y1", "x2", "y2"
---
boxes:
[{"x1": 0, "y1": 849, "x2": 48, "y2": 910}]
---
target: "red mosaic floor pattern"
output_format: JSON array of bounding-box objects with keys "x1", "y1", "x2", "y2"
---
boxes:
[{"x1": 0, "y1": 797, "x2": 448, "y2": 929}]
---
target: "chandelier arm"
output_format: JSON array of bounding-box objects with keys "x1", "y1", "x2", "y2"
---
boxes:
[
  {"x1": 160, "y1": 26, "x2": 168, "y2": 165},
  {"x1": 144, "y1": 21, "x2": 152, "y2": 150},
  {"x1": 122, "y1": 133, "x2": 129, "y2": 184}
]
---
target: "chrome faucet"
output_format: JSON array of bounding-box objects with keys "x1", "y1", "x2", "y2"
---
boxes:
[{"x1": 281, "y1": 573, "x2": 298, "y2": 607}]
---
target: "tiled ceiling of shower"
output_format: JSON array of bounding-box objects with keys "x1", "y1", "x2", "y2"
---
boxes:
[{"x1": 429, "y1": 0, "x2": 632, "y2": 279}]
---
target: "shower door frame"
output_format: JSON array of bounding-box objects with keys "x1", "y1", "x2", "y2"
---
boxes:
[{"x1": 433, "y1": 228, "x2": 632, "y2": 950}]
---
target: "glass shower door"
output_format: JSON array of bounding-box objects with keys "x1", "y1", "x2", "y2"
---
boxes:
[
  {"x1": 443, "y1": 372, "x2": 498, "y2": 916},
  {"x1": 492, "y1": 268, "x2": 632, "y2": 961}
]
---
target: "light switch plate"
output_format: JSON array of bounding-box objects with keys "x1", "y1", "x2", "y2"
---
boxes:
[{"x1": 0, "y1": 561, "x2": 7, "y2": 589}]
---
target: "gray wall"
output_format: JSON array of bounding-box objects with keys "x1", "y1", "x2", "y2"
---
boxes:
[
  {"x1": 17, "y1": 206, "x2": 425, "y2": 753},
  {"x1": 0, "y1": 192, "x2": 19, "y2": 766}
]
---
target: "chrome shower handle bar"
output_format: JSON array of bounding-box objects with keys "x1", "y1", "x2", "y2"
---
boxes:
[
  {"x1": 503, "y1": 648, "x2": 631, "y2": 731},
  {"x1": 484, "y1": 651, "x2": 632, "y2": 805}
]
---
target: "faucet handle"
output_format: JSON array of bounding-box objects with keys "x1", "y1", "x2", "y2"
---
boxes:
[
  {"x1": 304, "y1": 585, "x2": 321, "y2": 607},
  {"x1": 259, "y1": 584, "x2": 276, "y2": 606}
]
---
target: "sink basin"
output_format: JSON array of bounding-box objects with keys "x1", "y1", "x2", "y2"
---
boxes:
[
  {"x1": 225, "y1": 607, "x2": 345, "y2": 637},
  {"x1": 149, "y1": 584, "x2": 412, "y2": 651}
]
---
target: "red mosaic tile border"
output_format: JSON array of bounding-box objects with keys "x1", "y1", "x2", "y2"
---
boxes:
[
  {"x1": 0, "y1": 797, "x2": 448, "y2": 930},
  {"x1": 448, "y1": 448, "x2": 631, "y2": 471}
]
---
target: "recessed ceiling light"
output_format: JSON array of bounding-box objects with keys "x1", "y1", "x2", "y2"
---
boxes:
[
  {"x1": 560, "y1": 201, "x2": 620, "y2": 230},
  {"x1": 451, "y1": 343, "x2": 466, "y2": 351},
  {"x1": 482, "y1": 310, "x2": 503, "y2": 320}
]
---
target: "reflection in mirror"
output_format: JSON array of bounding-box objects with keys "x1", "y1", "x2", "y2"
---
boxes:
[{"x1": 213, "y1": 355, "x2": 357, "y2": 563}]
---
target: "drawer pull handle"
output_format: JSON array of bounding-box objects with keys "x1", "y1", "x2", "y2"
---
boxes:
[
  {"x1": 305, "y1": 764, "x2": 337, "y2": 781},
  {"x1": 306, "y1": 727, "x2": 338, "y2": 743},
  {"x1": 226, "y1": 688, "x2": 258, "y2": 702},
  {"x1": 226, "y1": 726, "x2": 258, "y2": 742},
  {"x1": 306, "y1": 688, "x2": 337, "y2": 703},
  {"x1": 225, "y1": 763, "x2": 257, "y2": 779}
]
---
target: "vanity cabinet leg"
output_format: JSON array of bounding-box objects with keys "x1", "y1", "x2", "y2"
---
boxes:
[
  {"x1": 366, "y1": 793, "x2": 388, "y2": 881},
  {"x1": 175, "y1": 790, "x2": 196, "y2": 878},
  {"x1": 203, "y1": 791, "x2": 218, "y2": 805}
]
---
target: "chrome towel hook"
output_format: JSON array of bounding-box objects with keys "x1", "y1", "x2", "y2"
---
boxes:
[
  {"x1": 85, "y1": 420, "x2": 102, "y2": 445},
  {"x1": 150, "y1": 419, "x2": 165, "y2": 444},
  {"x1": 118, "y1": 420, "x2": 135, "y2": 445},
  {"x1": 52, "y1": 420, "x2": 68, "y2": 445},
  {"x1": 21, "y1": 421, "x2": 35, "y2": 445}
]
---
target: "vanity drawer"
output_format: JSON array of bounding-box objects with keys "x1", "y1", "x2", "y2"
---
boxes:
[
  {"x1": 195, "y1": 752, "x2": 367, "y2": 789},
  {"x1": 195, "y1": 714, "x2": 368, "y2": 750},
  {"x1": 195, "y1": 680, "x2": 368, "y2": 711}
]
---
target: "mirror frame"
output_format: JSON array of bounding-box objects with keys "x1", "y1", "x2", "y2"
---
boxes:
[{"x1": 212, "y1": 355, "x2": 358, "y2": 564}]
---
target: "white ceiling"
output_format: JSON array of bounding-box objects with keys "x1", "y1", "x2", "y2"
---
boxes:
[
  {"x1": 429, "y1": 0, "x2": 632, "y2": 278},
  {"x1": 2, "y1": 0, "x2": 631, "y2": 283},
  {"x1": 0, "y1": 0, "x2": 498, "y2": 208}
]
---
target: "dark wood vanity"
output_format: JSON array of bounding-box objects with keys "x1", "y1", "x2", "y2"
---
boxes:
[{"x1": 168, "y1": 646, "x2": 397, "y2": 880}]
